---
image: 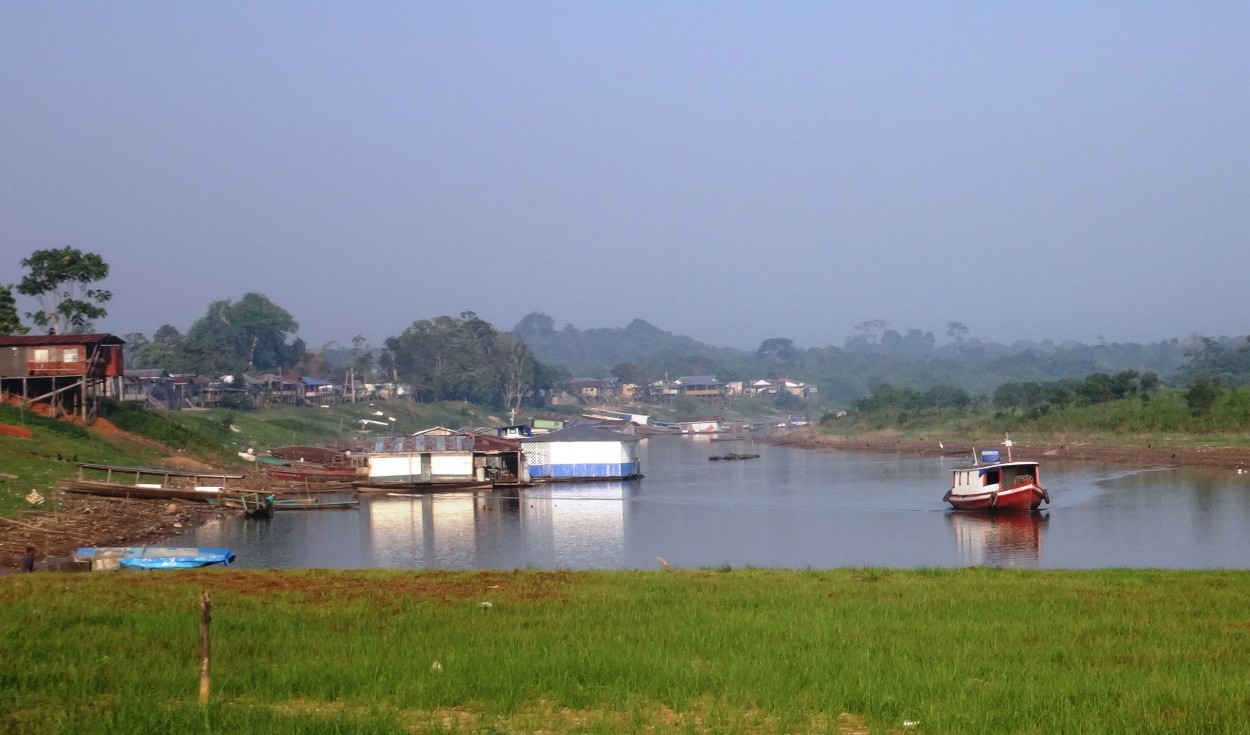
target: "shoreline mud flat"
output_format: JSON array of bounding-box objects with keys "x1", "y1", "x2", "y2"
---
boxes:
[
  {"x1": 0, "y1": 494, "x2": 228, "y2": 572},
  {"x1": 768, "y1": 431, "x2": 1250, "y2": 471}
]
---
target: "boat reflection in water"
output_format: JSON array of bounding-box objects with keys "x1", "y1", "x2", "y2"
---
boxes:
[
  {"x1": 363, "y1": 481, "x2": 638, "y2": 569},
  {"x1": 948, "y1": 511, "x2": 1048, "y2": 568}
]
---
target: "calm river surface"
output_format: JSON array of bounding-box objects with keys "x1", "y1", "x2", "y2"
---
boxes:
[{"x1": 162, "y1": 435, "x2": 1250, "y2": 570}]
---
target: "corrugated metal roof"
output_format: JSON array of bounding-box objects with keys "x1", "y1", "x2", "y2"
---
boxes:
[
  {"x1": 0, "y1": 333, "x2": 125, "y2": 347},
  {"x1": 364, "y1": 435, "x2": 477, "y2": 453},
  {"x1": 126, "y1": 368, "x2": 170, "y2": 379},
  {"x1": 520, "y1": 426, "x2": 639, "y2": 444},
  {"x1": 675, "y1": 375, "x2": 719, "y2": 384},
  {"x1": 362, "y1": 431, "x2": 525, "y2": 454}
]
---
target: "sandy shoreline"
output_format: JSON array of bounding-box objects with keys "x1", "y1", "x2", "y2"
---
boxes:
[{"x1": 768, "y1": 431, "x2": 1250, "y2": 471}]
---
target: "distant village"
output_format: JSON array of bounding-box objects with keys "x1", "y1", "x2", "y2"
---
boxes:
[
  {"x1": 0, "y1": 333, "x2": 817, "y2": 415},
  {"x1": 0, "y1": 333, "x2": 821, "y2": 493}
]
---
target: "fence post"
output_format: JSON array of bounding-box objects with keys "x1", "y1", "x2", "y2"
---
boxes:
[{"x1": 199, "y1": 590, "x2": 212, "y2": 704}]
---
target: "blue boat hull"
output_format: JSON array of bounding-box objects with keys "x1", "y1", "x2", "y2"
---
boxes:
[{"x1": 74, "y1": 547, "x2": 236, "y2": 570}]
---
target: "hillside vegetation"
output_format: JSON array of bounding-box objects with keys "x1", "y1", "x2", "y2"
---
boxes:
[{"x1": 824, "y1": 382, "x2": 1250, "y2": 449}]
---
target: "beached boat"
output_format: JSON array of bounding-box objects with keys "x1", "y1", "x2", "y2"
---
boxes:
[
  {"x1": 73, "y1": 546, "x2": 236, "y2": 571},
  {"x1": 60, "y1": 479, "x2": 227, "y2": 503},
  {"x1": 209, "y1": 492, "x2": 275, "y2": 518},
  {"x1": 944, "y1": 444, "x2": 1050, "y2": 512},
  {"x1": 269, "y1": 445, "x2": 362, "y2": 468},
  {"x1": 353, "y1": 480, "x2": 493, "y2": 495},
  {"x1": 263, "y1": 464, "x2": 361, "y2": 482},
  {"x1": 272, "y1": 497, "x2": 360, "y2": 510},
  {"x1": 60, "y1": 463, "x2": 244, "y2": 503}
]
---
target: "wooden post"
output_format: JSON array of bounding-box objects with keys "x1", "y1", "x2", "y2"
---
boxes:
[{"x1": 199, "y1": 590, "x2": 212, "y2": 704}]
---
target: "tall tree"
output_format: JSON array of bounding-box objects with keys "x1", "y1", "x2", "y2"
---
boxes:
[
  {"x1": 351, "y1": 334, "x2": 375, "y2": 381},
  {"x1": 512, "y1": 311, "x2": 556, "y2": 339},
  {"x1": 0, "y1": 284, "x2": 29, "y2": 335},
  {"x1": 135, "y1": 324, "x2": 189, "y2": 372},
  {"x1": 494, "y1": 332, "x2": 533, "y2": 412},
  {"x1": 121, "y1": 332, "x2": 149, "y2": 368},
  {"x1": 386, "y1": 312, "x2": 553, "y2": 408},
  {"x1": 17, "y1": 247, "x2": 111, "y2": 334},
  {"x1": 183, "y1": 293, "x2": 299, "y2": 376}
]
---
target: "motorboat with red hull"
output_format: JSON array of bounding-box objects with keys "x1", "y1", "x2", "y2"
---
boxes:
[{"x1": 945, "y1": 447, "x2": 1049, "y2": 511}]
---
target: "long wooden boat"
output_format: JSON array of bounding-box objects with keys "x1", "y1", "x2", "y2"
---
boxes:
[
  {"x1": 208, "y1": 492, "x2": 275, "y2": 518},
  {"x1": 945, "y1": 447, "x2": 1049, "y2": 512},
  {"x1": 264, "y1": 481, "x2": 356, "y2": 495},
  {"x1": 273, "y1": 497, "x2": 360, "y2": 510},
  {"x1": 59, "y1": 479, "x2": 226, "y2": 503},
  {"x1": 73, "y1": 462, "x2": 245, "y2": 485},
  {"x1": 269, "y1": 445, "x2": 360, "y2": 468},
  {"x1": 264, "y1": 464, "x2": 361, "y2": 482},
  {"x1": 73, "y1": 546, "x2": 236, "y2": 571},
  {"x1": 353, "y1": 480, "x2": 494, "y2": 495}
]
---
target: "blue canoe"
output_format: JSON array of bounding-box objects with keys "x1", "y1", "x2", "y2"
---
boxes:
[{"x1": 74, "y1": 547, "x2": 236, "y2": 571}]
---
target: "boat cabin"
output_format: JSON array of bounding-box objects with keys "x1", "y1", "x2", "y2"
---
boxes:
[{"x1": 952, "y1": 461, "x2": 1041, "y2": 493}]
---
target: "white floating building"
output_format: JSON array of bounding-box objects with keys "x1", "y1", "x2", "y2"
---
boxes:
[{"x1": 520, "y1": 425, "x2": 642, "y2": 481}]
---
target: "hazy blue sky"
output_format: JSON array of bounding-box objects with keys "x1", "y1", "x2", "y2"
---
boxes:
[{"x1": 2, "y1": 3, "x2": 1247, "y2": 351}]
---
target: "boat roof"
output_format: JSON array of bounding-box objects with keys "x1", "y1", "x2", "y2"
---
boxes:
[{"x1": 953, "y1": 460, "x2": 1040, "y2": 472}]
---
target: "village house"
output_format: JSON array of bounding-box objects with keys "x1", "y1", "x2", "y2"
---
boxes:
[
  {"x1": 567, "y1": 377, "x2": 619, "y2": 404},
  {"x1": 675, "y1": 375, "x2": 722, "y2": 399},
  {"x1": 647, "y1": 379, "x2": 681, "y2": 402},
  {"x1": 0, "y1": 333, "x2": 125, "y2": 420},
  {"x1": 121, "y1": 367, "x2": 171, "y2": 405},
  {"x1": 774, "y1": 378, "x2": 819, "y2": 398}
]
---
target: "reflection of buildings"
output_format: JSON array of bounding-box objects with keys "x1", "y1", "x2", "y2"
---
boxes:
[
  {"x1": 520, "y1": 482, "x2": 630, "y2": 566},
  {"x1": 949, "y1": 512, "x2": 1048, "y2": 568},
  {"x1": 363, "y1": 482, "x2": 635, "y2": 568}
]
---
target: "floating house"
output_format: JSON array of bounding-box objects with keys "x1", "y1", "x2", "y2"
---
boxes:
[
  {"x1": 676, "y1": 417, "x2": 721, "y2": 434},
  {"x1": 360, "y1": 427, "x2": 527, "y2": 488},
  {"x1": 520, "y1": 425, "x2": 641, "y2": 481}
]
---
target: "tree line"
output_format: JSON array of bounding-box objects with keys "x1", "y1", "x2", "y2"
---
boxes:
[
  {"x1": 7, "y1": 248, "x2": 1250, "y2": 414},
  {"x1": 4, "y1": 249, "x2": 561, "y2": 411}
]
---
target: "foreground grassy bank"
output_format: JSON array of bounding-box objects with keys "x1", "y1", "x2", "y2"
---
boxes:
[{"x1": 3, "y1": 568, "x2": 1248, "y2": 734}]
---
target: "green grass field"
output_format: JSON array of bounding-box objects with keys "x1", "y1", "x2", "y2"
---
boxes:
[{"x1": 2, "y1": 568, "x2": 1247, "y2": 734}]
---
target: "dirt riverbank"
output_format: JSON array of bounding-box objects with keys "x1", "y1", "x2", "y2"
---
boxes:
[
  {"x1": 769, "y1": 431, "x2": 1250, "y2": 471},
  {"x1": 0, "y1": 493, "x2": 229, "y2": 572}
]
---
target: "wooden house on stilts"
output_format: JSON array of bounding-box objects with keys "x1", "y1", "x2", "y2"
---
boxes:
[{"x1": 0, "y1": 334, "x2": 125, "y2": 421}]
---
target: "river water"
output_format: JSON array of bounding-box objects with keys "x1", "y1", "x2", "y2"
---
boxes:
[{"x1": 162, "y1": 435, "x2": 1250, "y2": 570}]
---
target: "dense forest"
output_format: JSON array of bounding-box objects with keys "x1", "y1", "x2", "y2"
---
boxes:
[{"x1": 511, "y1": 311, "x2": 1215, "y2": 406}]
